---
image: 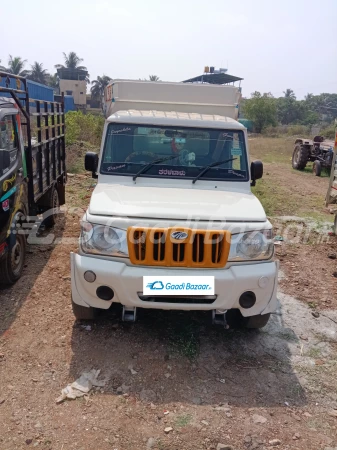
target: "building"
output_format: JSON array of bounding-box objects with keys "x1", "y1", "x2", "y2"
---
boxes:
[
  {"x1": 183, "y1": 67, "x2": 243, "y2": 87},
  {"x1": 57, "y1": 68, "x2": 88, "y2": 109}
]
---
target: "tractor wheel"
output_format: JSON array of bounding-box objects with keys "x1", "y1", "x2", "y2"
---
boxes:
[
  {"x1": 292, "y1": 144, "x2": 309, "y2": 170},
  {"x1": 313, "y1": 160, "x2": 322, "y2": 176}
]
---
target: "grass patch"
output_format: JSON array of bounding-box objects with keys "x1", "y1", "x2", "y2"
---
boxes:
[
  {"x1": 251, "y1": 177, "x2": 299, "y2": 216},
  {"x1": 252, "y1": 174, "x2": 329, "y2": 220},
  {"x1": 167, "y1": 320, "x2": 200, "y2": 359},
  {"x1": 175, "y1": 414, "x2": 193, "y2": 427},
  {"x1": 249, "y1": 137, "x2": 294, "y2": 165},
  {"x1": 306, "y1": 347, "x2": 321, "y2": 358}
]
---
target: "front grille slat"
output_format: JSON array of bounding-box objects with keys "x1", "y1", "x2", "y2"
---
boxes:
[{"x1": 127, "y1": 227, "x2": 231, "y2": 268}]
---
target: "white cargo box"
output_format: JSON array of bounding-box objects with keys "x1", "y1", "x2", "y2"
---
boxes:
[{"x1": 104, "y1": 80, "x2": 241, "y2": 120}]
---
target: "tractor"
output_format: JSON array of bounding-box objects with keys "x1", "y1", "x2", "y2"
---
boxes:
[{"x1": 292, "y1": 136, "x2": 335, "y2": 176}]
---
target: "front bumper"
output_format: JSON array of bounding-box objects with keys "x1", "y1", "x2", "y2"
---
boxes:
[{"x1": 71, "y1": 252, "x2": 279, "y2": 316}]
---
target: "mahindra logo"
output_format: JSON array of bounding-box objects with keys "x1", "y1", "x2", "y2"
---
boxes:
[{"x1": 171, "y1": 231, "x2": 188, "y2": 240}]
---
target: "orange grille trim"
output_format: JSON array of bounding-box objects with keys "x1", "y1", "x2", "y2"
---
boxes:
[{"x1": 127, "y1": 227, "x2": 231, "y2": 268}]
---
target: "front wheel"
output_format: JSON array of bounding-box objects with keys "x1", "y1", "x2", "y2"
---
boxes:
[
  {"x1": 313, "y1": 160, "x2": 321, "y2": 176},
  {"x1": 244, "y1": 313, "x2": 270, "y2": 329},
  {"x1": 0, "y1": 233, "x2": 26, "y2": 284},
  {"x1": 72, "y1": 298, "x2": 99, "y2": 320}
]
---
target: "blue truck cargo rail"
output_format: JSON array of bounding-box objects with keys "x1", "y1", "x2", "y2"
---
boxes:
[{"x1": 0, "y1": 76, "x2": 75, "y2": 112}]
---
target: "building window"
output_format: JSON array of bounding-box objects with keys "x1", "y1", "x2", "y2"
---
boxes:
[
  {"x1": 66, "y1": 90, "x2": 73, "y2": 95},
  {"x1": 80, "y1": 92, "x2": 84, "y2": 95}
]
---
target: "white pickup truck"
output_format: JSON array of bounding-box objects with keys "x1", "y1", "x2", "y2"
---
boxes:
[{"x1": 71, "y1": 80, "x2": 278, "y2": 328}]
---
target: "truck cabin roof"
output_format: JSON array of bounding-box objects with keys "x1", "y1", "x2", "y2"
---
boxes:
[{"x1": 106, "y1": 110, "x2": 245, "y2": 130}]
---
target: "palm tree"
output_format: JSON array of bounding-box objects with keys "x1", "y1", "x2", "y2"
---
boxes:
[
  {"x1": 283, "y1": 89, "x2": 296, "y2": 100},
  {"x1": 7, "y1": 55, "x2": 29, "y2": 76},
  {"x1": 28, "y1": 62, "x2": 48, "y2": 84},
  {"x1": 149, "y1": 75, "x2": 160, "y2": 82},
  {"x1": 46, "y1": 73, "x2": 59, "y2": 90},
  {"x1": 55, "y1": 52, "x2": 88, "y2": 71},
  {"x1": 91, "y1": 75, "x2": 112, "y2": 106}
]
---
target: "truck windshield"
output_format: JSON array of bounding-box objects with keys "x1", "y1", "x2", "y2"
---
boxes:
[{"x1": 101, "y1": 124, "x2": 248, "y2": 182}]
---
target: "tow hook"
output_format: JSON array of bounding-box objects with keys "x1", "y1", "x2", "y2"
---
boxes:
[
  {"x1": 122, "y1": 306, "x2": 137, "y2": 322},
  {"x1": 212, "y1": 309, "x2": 229, "y2": 328}
]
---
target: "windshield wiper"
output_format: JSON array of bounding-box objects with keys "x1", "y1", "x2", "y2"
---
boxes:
[
  {"x1": 133, "y1": 155, "x2": 180, "y2": 182},
  {"x1": 192, "y1": 158, "x2": 237, "y2": 184}
]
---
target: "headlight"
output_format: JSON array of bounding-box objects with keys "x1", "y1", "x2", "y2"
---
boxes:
[
  {"x1": 228, "y1": 230, "x2": 274, "y2": 261},
  {"x1": 80, "y1": 222, "x2": 129, "y2": 257}
]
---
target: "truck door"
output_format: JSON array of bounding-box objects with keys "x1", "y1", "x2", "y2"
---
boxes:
[{"x1": 0, "y1": 112, "x2": 24, "y2": 252}]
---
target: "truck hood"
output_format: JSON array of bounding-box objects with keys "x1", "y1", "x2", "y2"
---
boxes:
[{"x1": 88, "y1": 184, "x2": 266, "y2": 222}]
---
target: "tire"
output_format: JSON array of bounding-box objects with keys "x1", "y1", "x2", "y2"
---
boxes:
[
  {"x1": 0, "y1": 233, "x2": 26, "y2": 285},
  {"x1": 244, "y1": 313, "x2": 270, "y2": 329},
  {"x1": 313, "y1": 160, "x2": 321, "y2": 176},
  {"x1": 72, "y1": 298, "x2": 98, "y2": 320},
  {"x1": 42, "y1": 186, "x2": 60, "y2": 229},
  {"x1": 292, "y1": 144, "x2": 309, "y2": 170}
]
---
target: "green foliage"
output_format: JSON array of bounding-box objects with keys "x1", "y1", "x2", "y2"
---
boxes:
[
  {"x1": 286, "y1": 124, "x2": 311, "y2": 136},
  {"x1": 320, "y1": 123, "x2": 336, "y2": 139},
  {"x1": 55, "y1": 52, "x2": 87, "y2": 71},
  {"x1": 305, "y1": 93, "x2": 337, "y2": 122},
  {"x1": 149, "y1": 75, "x2": 160, "y2": 81},
  {"x1": 276, "y1": 97, "x2": 308, "y2": 125},
  {"x1": 175, "y1": 414, "x2": 193, "y2": 427},
  {"x1": 243, "y1": 91, "x2": 277, "y2": 133},
  {"x1": 28, "y1": 62, "x2": 48, "y2": 84},
  {"x1": 283, "y1": 88, "x2": 296, "y2": 99},
  {"x1": 65, "y1": 111, "x2": 104, "y2": 146},
  {"x1": 246, "y1": 89, "x2": 336, "y2": 133},
  {"x1": 263, "y1": 124, "x2": 311, "y2": 137},
  {"x1": 7, "y1": 55, "x2": 29, "y2": 76},
  {"x1": 91, "y1": 75, "x2": 112, "y2": 109}
]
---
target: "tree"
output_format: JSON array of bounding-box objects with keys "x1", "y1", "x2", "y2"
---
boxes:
[
  {"x1": 55, "y1": 52, "x2": 88, "y2": 71},
  {"x1": 46, "y1": 73, "x2": 59, "y2": 90},
  {"x1": 149, "y1": 75, "x2": 160, "y2": 81},
  {"x1": 283, "y1": 89, "x2": 296, "y2": 99},
  {"x1": 91, "y1": 75, "x2": 112, "y2": 108},
  {"x1": 7, "y1": 55, "x2": 28, "y2": 76},
  {"x1": 243, "y1": 92, "x2": 277, "y2": 133},
  {"x1": 276, "y1": 97, "x2": 306, "y2": 125},
  {"x1": 304, "y1": 93, "x2": 337, "y2": 122},
  {"x1": 28, "y1": 62, "x2": 48, "y2": 84}
]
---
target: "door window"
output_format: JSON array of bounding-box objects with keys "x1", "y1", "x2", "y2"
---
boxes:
[{"x1": 0, "y1": 115, "x2": 18, "y2": 176}]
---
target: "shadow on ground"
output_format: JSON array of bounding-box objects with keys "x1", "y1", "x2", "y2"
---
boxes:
[
  {"x1": 69, "y1": 303, "x2": 306, "y2": 408},
  {"x1": 0, "y1": 217, "x2": 65, "y2": 337}
]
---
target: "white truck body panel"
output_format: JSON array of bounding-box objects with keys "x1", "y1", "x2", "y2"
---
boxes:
[
  {"x1": 88, "y1": 183, "x2": 266, "y2": 222},
  {"x1": 104, "y1": 80, "x2": 240, "y2": 119}
]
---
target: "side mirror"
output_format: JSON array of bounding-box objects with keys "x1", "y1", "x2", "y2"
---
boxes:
[
  {"x1": 250, "y1": 160, "x2": 263, "y2": 186},
  {"x1": 85, "y1": 152, "x2": 98, "y2": 178}
]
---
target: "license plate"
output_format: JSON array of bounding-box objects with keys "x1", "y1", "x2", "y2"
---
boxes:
[{"x1": 143, "y1": 276, "x2": 214, "y2": 296}]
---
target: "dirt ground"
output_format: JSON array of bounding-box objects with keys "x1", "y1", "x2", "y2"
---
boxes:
[
  {"x1": 259, "y1": 161, "x2": 337, "y2": 311},
  {"x1": 1, "y1": 154, "x2": 337, "y2": 450}
]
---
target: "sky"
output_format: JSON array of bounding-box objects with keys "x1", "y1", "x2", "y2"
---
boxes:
[{"x1": 2, "y1": 0, "x2": 337, "y2": 99}]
